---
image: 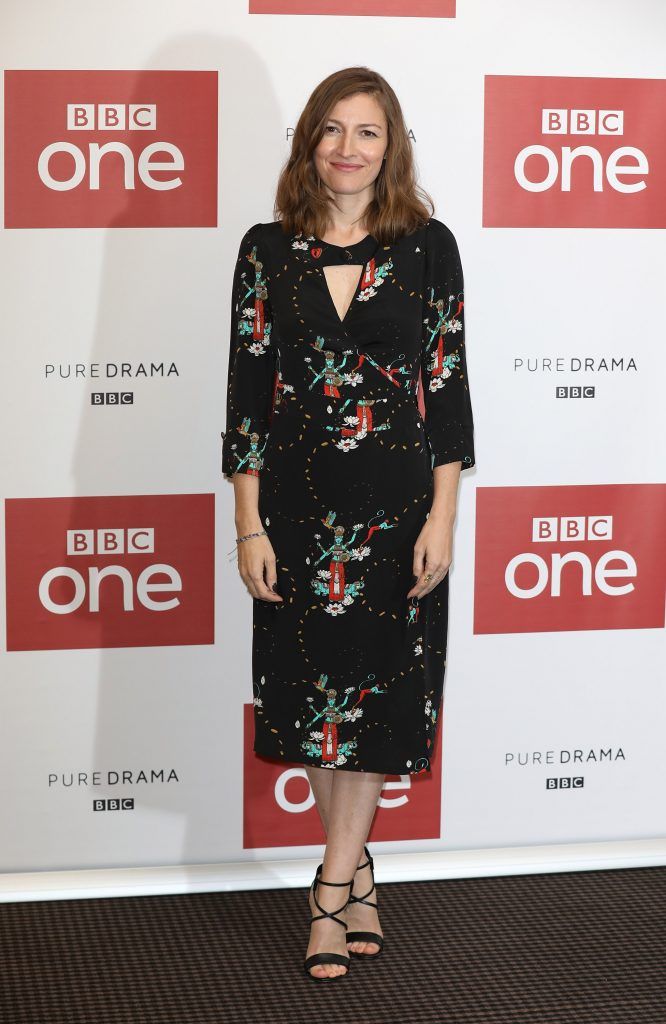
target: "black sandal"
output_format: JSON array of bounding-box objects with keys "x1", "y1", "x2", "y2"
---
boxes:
[
  {"x1": 345, "y1": 845, "x2": 385, "y2": 958},
  {"x1": 303, "y1": 864, "x2": 354, "y2": 980}
]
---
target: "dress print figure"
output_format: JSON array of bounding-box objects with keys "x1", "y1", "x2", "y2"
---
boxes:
[
  {"x1": 301, "y1": 673, "x2": 386, "y2": 768},
  {"x1": 354, "y1": 253, "x2": 393, "y2": 303},
  {"x1": 241, "y1": 244, "x2": 271, "y2": 351},
  {"x1": 423, "y1": 286, "x2": 464, "y2": 387},
  {"x1": 332, "y1": 397, "x2": 390, "y2": 449},
  {"x1": 407, "y1": 596, "x2": 420, "y2": 625},
  {"x1": 222, "y1": 217, "x2": 475, "y2": 773},
  {"x1": 323, "y1": 350, "x2": 413, "y2": 448},
  {"x1": 309, "y1": 346, "x2": 349, "y2": 398},
  {"x1": 229, "y1": 419, "x2": 267, "y2": 476},
  {"x1": 310, "y1": 510, "x2": 397, "y2": 612}
]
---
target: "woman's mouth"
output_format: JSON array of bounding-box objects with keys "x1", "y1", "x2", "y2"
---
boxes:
[{"x1": 330, "y1": 162, "x2": 363, "y2": 171}]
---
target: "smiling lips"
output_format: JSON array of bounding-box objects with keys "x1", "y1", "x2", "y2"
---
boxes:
[{"x1": 330, "y1": 162, "x2": 363, "y2": 171}]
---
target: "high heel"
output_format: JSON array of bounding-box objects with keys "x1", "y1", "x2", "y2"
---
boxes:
[
  {"x1": 303, "y1": 863, "x2": 354, "y2": 980},
  {"x1": 345, "y1": 845, "x2": 385, "y2": 958}
]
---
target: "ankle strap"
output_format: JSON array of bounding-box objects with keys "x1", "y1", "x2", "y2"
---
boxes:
[{"x1": 311, "y1": 867, "x2": 354, "y2": 929}]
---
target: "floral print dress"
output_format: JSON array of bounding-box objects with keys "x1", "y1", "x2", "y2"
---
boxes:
[{"x1": 222, "y1": 218, "x2": 475, "y2": 774}]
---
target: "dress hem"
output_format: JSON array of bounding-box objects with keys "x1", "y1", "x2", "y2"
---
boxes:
[{"x1": 252, "y1": 742, "x2": 433, "y2": 776}]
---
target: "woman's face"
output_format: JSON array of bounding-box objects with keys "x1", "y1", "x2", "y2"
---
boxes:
[{"x1": 313, "y1": 92, "x2": 388, "y2": 202}]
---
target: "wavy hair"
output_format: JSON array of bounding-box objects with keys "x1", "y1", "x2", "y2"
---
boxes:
[{"x1": 274, "y1": 67, "x2": 434, "y2": 246}]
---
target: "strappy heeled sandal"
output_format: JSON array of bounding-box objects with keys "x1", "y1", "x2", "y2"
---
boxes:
[
  {"x1": 303, "y1": 863, "x2": 354, "y2": 980},
  {"x1": 345, "y1": 845, "x2": 385, "y2": 958}
]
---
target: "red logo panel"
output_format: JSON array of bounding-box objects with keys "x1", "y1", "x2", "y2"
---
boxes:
[
  {"x1": 483, "y1": 76, "x2": 666, "y2": 227},
  {"x1": 474, "y1": 484, "x2": 666, "y2": 634},
  {"x1": 5, "y1": 494, "x2": 215, "y2": 651},
  {"x1": 250, "y1": 0, "x2": 455, "y2": 15},
  {"x1": 243, "y1": 705, "x2": 443, "y2": 848},
  {"x1": 4, "y1": 70, "x2": 218, "y2": 228}
]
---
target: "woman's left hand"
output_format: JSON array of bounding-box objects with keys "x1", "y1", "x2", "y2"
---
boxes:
[{"x1": 406, "y1": 512, "x2": 454, "y2": 599}]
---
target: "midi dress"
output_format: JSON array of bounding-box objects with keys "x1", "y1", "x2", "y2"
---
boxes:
[{"x1": 221, "y1": 217, "x2": 475, "y2": 774}]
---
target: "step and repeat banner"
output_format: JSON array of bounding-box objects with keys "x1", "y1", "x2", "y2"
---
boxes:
[{"x1": 1, "y1": 1, "x2": 665, "y2": 881}]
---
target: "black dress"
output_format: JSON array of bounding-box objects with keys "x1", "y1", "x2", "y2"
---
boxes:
[{"x1": 222, "y1": 218, "x2": 475, "y2": 774}]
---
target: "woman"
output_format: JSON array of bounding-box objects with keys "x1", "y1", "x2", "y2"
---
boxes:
[{"x1": 221, "y1": 67, "x2": 475, "y2": 981}]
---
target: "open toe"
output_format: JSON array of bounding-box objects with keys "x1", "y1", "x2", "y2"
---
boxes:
[
  {"x1": 304, "y1": 865, "x2": 354, "y2": 981},
  {"x1": 345, "y1": 847, "x2": 385, "y2": 959}
]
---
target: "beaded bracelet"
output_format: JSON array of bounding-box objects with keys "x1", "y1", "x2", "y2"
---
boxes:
[{"x1": 226, "y1": 528, "x2": 267, "y2": 561}]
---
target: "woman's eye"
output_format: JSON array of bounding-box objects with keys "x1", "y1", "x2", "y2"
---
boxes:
[{"x1": 326, "y1": 126, "x2": 378, "y2": 138}]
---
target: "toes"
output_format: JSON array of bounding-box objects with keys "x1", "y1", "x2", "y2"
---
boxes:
[
  {"x1": 310, "y1": 962, "x2": 348, "y2": 979},
  {"x1": 311, "y1": 965, "x2": 340, "y2": 979},
  {"x1": 347, "y1": 938, "x2": 380, "y2": 955}
]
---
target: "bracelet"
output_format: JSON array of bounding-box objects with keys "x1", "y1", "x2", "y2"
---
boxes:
[
  {"x1": 226, "y1": 528, "x2": 267, "y2": 562},
  {"x1": 237, "y1": 529, "x2": 267, "y2": 544}
]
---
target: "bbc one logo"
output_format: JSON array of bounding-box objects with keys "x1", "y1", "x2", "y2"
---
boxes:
[
  {"x1": 483, "y1": 75, "x2": 666, "y2": 227},
  {"x1": 507, "y1": 513, "x2": 623, "y2": 599},
  {"x1": 4, "y1": 494, "x2": 215, "y2": 651},
  {"x1": 4, "y1": 70, "x2": 218, "y2": 228},
  {"x1": 519, "y1": 108, "x2": 643, "y2": 195},
  {"x1": 474, "y1": 484, "x2": 666, "y2": 634}
]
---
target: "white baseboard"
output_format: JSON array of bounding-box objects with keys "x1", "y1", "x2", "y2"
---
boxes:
[{"x1": 1, "y1": 837, "x2": 664, "y2": 903}]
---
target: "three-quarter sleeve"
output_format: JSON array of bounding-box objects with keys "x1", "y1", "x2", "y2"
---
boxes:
[
  {"x1": 420, "y1": 218, "x2": 475, "y2": 471},
  {"x1": 221, "y1": 222, "x2": 277, "y2": 480}
]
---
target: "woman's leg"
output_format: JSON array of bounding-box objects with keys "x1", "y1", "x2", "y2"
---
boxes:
[
  {"x1": 305, "y1": 765, "x2": 385, "y2": 956},
  {"x1": 305, "y1": 765, "x2": 334, "y2": 831},
  {"x1": 304, "y1": 767, "x2": 385, "y2": 978}
]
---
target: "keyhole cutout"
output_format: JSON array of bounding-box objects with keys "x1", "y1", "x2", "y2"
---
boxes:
[{"x1": 322, "y1": 264, "x2": 364, "y2": 323}]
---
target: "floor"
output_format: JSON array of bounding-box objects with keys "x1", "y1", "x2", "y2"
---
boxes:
[{"x1": 1, "y1": 864, "x2": 664, "y2": 1023}]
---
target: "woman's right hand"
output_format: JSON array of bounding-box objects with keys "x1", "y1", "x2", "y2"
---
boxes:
[
  {"x1": 232, "y1": 473, "x2": 282, "y2": 601},
  {"x1": 237, "y1": 533, "x2": 283, "y2": 602}
]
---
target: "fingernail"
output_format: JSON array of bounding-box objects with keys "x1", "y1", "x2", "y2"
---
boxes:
[{"x1": 271, "y1": 582, "x2": 278, "y2": 592}]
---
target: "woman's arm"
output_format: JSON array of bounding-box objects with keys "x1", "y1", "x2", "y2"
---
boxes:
[
  {"x1": 222, "y1": 223, "x2": 282, "y2": 602},
  {"x1": 407, "y1": 218, "x2": 475, "y2": 599}
]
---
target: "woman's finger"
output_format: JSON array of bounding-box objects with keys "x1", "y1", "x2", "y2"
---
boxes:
[
  {"x1": 237, "y1": 538, "x2": 283, "y2": 602},
  {"x1": 252, "y1": 563, "x2": 283, "y2": 602},
  {"x1": 407, "y1": 544, "x2": 426, "y2": 597},
  {"x1": 412, "y1": 560, "x2": 450, "y2": 598}
]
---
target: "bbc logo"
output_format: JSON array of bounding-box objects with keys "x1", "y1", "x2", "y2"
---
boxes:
[
  {"x1": 556, "y1": 387, "x2": 595, "y2": 398},
  {"x1": 91, "y1": 393, "x2": 134, "y2": 405},
  {"x1": 546, "y1": 777, "x2": 584, "y2": 789},
  {"x1": 542, "y1": 109, "x2": 623, "y2": 135},
  {"x1": 93, "y1": 798, "x2": 135, "y2": 810},
  {"x1": 67, "y1": 104, "x2": 157, "y2": 131}
]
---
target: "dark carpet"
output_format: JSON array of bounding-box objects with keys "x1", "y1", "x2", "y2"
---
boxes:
[{"x1": 1, "y1": 864, "x2": 664, "y2": 1024}]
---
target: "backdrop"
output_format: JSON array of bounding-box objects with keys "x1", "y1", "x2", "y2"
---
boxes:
[{"x1": 1, "y1": 0, "x2": 665, "y2": 894}]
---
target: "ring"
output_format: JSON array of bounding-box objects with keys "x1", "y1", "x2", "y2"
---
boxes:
[{"x1": 423, "y1": 572, "x2": 433, "y2": 582}]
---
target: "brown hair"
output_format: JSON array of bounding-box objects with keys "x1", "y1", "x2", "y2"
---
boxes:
[{"x1": 274, "y1": 67, "x2": 434, "y2": 246}]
